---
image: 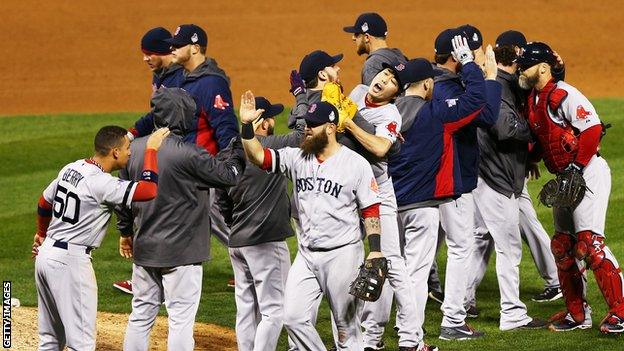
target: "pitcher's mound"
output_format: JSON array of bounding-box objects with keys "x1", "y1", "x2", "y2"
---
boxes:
[{"x1": 10, "y1": 306, "x2": 237, "y2": 350}]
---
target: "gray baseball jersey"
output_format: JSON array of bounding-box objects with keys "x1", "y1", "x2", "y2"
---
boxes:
[{"x1": 266, "y1": 146, "x2": 379, "y2": 249}]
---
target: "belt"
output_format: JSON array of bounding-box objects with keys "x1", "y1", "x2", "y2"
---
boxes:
[{"x1": 53, "y1": 240, "x2": 94, "y2": 254}]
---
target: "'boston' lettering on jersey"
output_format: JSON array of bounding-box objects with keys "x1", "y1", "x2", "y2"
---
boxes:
[
  {"x1": 61, "y1": 168, "x2": 85, "y2": 188},
  {"x1": 295, "y1": 177, "x2": 344, "y2": 199}
]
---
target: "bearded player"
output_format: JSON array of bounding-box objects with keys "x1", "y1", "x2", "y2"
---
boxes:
[{"x1": 516, "y1": 42, "x2": 624, "y2": 333}]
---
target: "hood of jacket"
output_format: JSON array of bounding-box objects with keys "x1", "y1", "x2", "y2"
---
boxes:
[
  {"x1": 151, "y1": 87, "x2": 197, "y2": 136},
  {"x1": 184, "y1": 57, "x2": 231, "y2": 85}
]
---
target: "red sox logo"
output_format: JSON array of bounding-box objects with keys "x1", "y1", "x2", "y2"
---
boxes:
[
  {"x1": 576, "y1": 105, "x2": 592, "y2": 119},
  {"x1": 395, "y1": 63, "x2": 405, "y2": 71},
  {"x1": 213, "y1": 95, "x2": 230, "y2": 110},
  {"x1": 386, "y1": 121, "x2": 398, "y2": 136},
  {"x1": 308, "y1": 103, "x2": 317, "y2": 113}
]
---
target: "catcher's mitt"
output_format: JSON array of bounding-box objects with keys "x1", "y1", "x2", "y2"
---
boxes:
[
  {"x1": 349, "y1": 257, "x2": 388, "y2": 302},
  {"x1": 321, "y1": 82, "x2": 357, "y2": 132},
  {"x1": 538, "y1": 166, "x2": 587, "y2": 209}
]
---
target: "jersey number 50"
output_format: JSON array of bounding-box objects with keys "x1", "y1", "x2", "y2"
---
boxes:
[{"x1": 53, "y1": 185, "x2": 81, "y2": 225}]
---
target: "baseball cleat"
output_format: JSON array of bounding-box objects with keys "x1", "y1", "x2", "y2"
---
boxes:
[
  {"x1": 549, "y1": 311, "x2": 592, "y2": 332},
  {"x1": 428, "y1": 290, "x2": 444, "y2": 305},
  {"x1": 531, "y1": 287, "x2": 563, "y2": 302},
  {"x1": 466, "y1": 305, "x2": 479, "y2": 318},
  {"x1": 112, "y1": 280, "x2": 133, "y2": 294},
  {"x1": 418, "y1": 344, "x2": 439, "y2": 351},
  {"x1": 364, "y1": 341, "x2": 385, "y2": 351},
  {"x1": 439, "y1": 323, "x2": 484, "y2": 340},
  {"x1": 599, "y1": 313, "x2": 624, "y2": 334},
  {"x1": 516, "y1": 318, "x2": 548, "y2": 330}
]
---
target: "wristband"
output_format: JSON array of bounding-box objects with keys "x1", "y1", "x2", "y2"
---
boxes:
[
  {"x1": 368, "y1": 234, "x2": 381, "y2": 252},
  {"x1": 241, "y1": 123, "x2": 255, "y2": 140}
]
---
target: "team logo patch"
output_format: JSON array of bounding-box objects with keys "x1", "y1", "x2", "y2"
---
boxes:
[
  {"x1": 445, "y1": 98, "x2": 458, "y2": 107},
  {"x1": 329, "y1": 111, "x2": 336, "y2": 121},
  {"x1": 370, "y1": 177, "x2": 379, "y2": 193},
  {"x1": 576, "y1": 105, "x2": 592, "y2": 119},
  {"x1": 361, "y1": 22, "x2": 369, "y2": 32},
  {"x1": 213, "y1": 95, "x2": 230, "y2": 110},
  {"x1": 395, "y1": 63, "x2": 405, "y2": 71},
  {"x1": 191, "y1": 33, "x2": 198, "y2": 43},
  {"x1": 386, "y1": 121, "x2": 398, "y2": 136},
  {"x1": 174, "y1": 26, "x2": 181, "y2": 35},
  {"x1": 309, "y1": 103, "x2": 317, "y2": 113},
  {"x1": 472, "y1": 33, "x2": 479, "y2": 42}
]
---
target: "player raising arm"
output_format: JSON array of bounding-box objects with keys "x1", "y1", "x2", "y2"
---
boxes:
[
  {"x1": 241, "y1": 91, "x2": 384, "y2": 350},
  {"x1": 32, "y1": 126, "x2": 169, "y2": 350}
]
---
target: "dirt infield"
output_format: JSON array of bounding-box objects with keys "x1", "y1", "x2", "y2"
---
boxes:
[
  {"x1": 0, "y1": 0, "x2": 622, "y2": 116},
  {"x1": 10, "y1": 306, "x2": 237, "y2": 350}
]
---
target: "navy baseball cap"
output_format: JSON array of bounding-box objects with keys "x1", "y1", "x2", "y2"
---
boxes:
[
  {"x1": 515, "y1": 42, "x2": 556, "y2": 69},
  {"x1": 382, "y1": 58, "x2": 442, "y2": 91},
  {"x1": 458, "y1": 24, "x2": 483, "y2": 50},
  {"x1": 343, "y1": 12, "x2": 388, "y2": 37},
  {"x1": 141, "y1": 27, "x2": 173, "y2": 55},
  {"x1": 496, "y1": 30, "x2": 527, "y2": 48},
  {"x1": 164, "y1": 24, "x2": 207, "y2": 48},
  {"x1": 299, "y1": 50, "x2": 343, "y2": 83},
  {"x1": 434, "y1": 28, "x2": 459, "y2": 55},
  {"x1": 255, "y1": 97, "x2": 284, "y2": 119},
  {"x1": 304, "y1": 101, "x2": 339, "y2": 128}
]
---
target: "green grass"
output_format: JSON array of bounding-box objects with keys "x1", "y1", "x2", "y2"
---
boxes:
[{"x1": 1, "y1": 100, "x2": 624, "y2": 350}]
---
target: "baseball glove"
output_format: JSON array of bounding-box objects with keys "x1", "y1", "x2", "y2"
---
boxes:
[
  {"x1": 538, "y1": 166, "x2": 587, "y2": 209},
  {"x1": 349, "y1": 257, "x2": 388, "y2": 302},
  {"x1": 321, "y1": 82, "x2": 357, "y2": 133}
]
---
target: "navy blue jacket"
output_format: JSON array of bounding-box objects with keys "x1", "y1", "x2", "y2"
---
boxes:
[
  {"x1": 133, "y1": 58, "x2": 238, "y2": 155},
  {"x1": 152, "y1": 63, "x2": 184, "y2": 91},
  {"x1": 390, "y1": 62, "x2": 487, "y2": 206},
  {"x1": 432, "y1": 65, "x2": 502, "y2": 194}
]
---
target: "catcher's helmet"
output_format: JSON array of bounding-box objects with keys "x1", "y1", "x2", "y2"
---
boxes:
[{"x1": 515, "y1": 42, "x2": 556, "y2": 70}]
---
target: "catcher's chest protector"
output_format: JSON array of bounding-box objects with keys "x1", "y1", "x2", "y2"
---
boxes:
[{"x1": 528, "y1": 80, "x2": 578, "y2": 174}]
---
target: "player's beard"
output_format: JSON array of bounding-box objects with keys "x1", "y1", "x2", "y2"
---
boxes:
[
  {"x1": 300, "y1": 129, "x2": 328, "y2": 155},
  {"x1": 518, "y1": 70, "x2": 539, "y2": 90},
  {"x1": 356, "y1": 40, "x2": 368, "y2": 56},
  {"x1": 267, "y1": 125, "x2": 274, "y2": 136},
  {"x1": 172, "y1": 47, "x2": 191, "y2": 65}
]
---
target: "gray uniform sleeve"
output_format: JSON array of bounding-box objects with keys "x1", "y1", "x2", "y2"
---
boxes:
[
  {"x1": 185, "y1": 138, "x2": 246, "y2": 188},
  {"x1": 261, "y1": 127, "x2": 305, "y2": 149},
  {"x1": 115, "y1": 167, "x2": 134, "y2": 237},
  {"x1": 362, "y1": 57, "x2": 385, "y2": 86},
  {"x1": 489, "y1": 100, "x2": 531, "y2": 142},
  {"x1": 287, "y1": 93, "x2": 309, "y2": 129}
]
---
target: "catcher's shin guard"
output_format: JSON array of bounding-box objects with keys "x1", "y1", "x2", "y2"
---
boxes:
[
  {"x1": 575, "y1": 231, "x2": 624, "y2": 316},
  {"x1": 552, "y1": 232, "x2": 586, "y2": 322}
]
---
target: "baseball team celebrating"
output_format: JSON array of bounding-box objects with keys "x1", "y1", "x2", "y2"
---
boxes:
[{"x1": 30, "y1": 11, "x2": 624, "y2": 351}]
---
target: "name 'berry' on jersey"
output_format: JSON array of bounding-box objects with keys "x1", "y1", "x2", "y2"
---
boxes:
[
  {"x1": 265, "y1": 146, "x2": 379, "y2": 250},
  {"x1": 42, "y1": 159, "x2": 137, "y2": 248}
]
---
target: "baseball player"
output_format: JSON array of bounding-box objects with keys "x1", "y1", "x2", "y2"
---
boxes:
[
  {"x1": 340, "y1": 61, "x2": 422, "y2": 350},
  {"x1": 464, "y1": 31, "x2": 561, "y2": 318},
  {"x1": 465, "y1": 29, "x2": 548, "y2": 331},
  {"x1": 118, "y1": 88, "x2": 246, "y2": 351},
  {"x1": 32, "y1": 125, "x2": 169, "y2": 350},
  {"x1": 113, "y1": 26, "x2": 186, "y2": 295},
  {"x1": 241, "y1": 93, "x2": 383, "y2": 350},
  {"x1": 124, "y1": 24, "x2": 235, "y2": 291},
  {"x1": 217, "y1": 96, "x2": 303, "y2": 351},
  {"x1": 431, "y1": 25, "x2": 501, "y2": 339},
  {"x1": 342, "y1": 12, "x2": 407, "y2": 86},
  {"x1": 388, "y1": 40, "x2": 491, "y2": 349},
  {"x1": 515, "y1": 42, "x2": 624, "y2": 333}
]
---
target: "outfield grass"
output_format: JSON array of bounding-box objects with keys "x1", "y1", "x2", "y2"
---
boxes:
[{"x1": 1, "y1": 100, "x2": 623, "y2": 350}]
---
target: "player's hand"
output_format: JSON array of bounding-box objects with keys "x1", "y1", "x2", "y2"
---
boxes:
[
  {"x1": 31, "y1": 233, "x2": 45, "y2": 258},
  {"x1": 451, "y1": 35, "x2": 474, "y2": 65},
  {"x1": 289, "y1": 70, "x2": 306, "y2": 97},
  {"x1": 119, "y1": 236, "x2": 133, "y2": 259},
  {"x1": 239, "y1": 90, "x2": 265, "y2": 124},
  {"x1": 553, "y1": 50, "x2": 565, "y2": 70},
  {"x1": 366, "y1": 251, "x2": 384, "y2": 260},
  {"x1": 526, "y1": 162, "x2": 541, "y2": 180},
  {"x1": 484, "y1": 45, "x2": 498, "y2": 80},
  {"x1": 146, "y1": 127, "x2": 171, "y2": 150},
  {"x1": 252, "y1": 116, "x2": 265, "y2": 131}
]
